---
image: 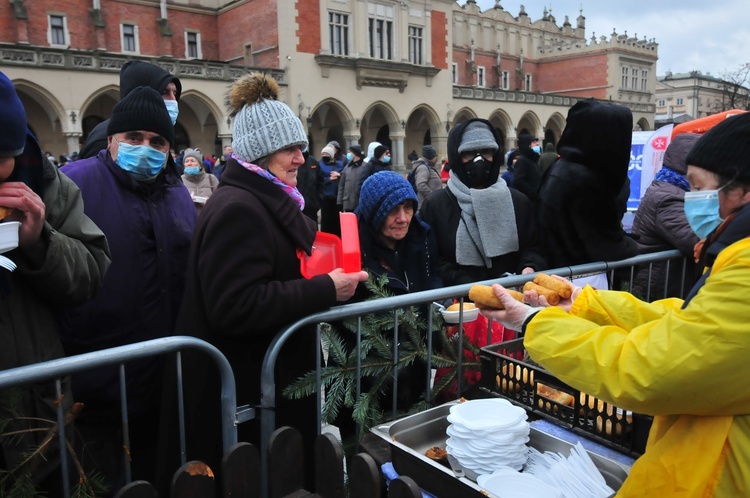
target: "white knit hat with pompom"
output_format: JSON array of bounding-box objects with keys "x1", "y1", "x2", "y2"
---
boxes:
[{"x1": 228, "y1": 72, "x2": 308, "y2": 163}]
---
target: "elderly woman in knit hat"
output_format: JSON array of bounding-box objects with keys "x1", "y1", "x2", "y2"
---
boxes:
[
  {"x1": 356, "y1": 171, "x2": 441, "y2": 293},
  {"x1": 419, "y1": 118, "x2": 546, "y2": 287},
  {"x1": 330, "y1": 170, "x2": 442, "y2": 447},
  {"x1": 481, "y1": 111, "x2": 750, "y2": 497},
  {"x1": 181, "y1": 147, "x2": 218, "y2": 211},
  {"x1": 173, "y1": 73, "x2": 367, "y2": 485}
]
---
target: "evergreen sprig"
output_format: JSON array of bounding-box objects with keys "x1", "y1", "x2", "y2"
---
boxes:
[{"x1": 284, "y1": 274, "x2": 482, "y2": 434}]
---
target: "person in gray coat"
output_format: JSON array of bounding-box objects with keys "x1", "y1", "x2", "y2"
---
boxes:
[
  {"x1": 337, "y1": 144, "x2": 366, "y2": 212},
  {"x1": 631, "y1": 132, "x2": 701, "y2": 300},
  {"x1": 413, "y1": 144, "x2": 443, "y2": 207}
]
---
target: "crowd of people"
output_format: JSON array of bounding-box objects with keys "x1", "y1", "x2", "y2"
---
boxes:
[{"x1": 2, "y1": 58, "x2": 749, "y2": 497}]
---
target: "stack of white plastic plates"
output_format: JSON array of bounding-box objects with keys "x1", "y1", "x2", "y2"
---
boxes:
[{"x1": 446, "y1": 399, "x2": 530, "y2": 475}]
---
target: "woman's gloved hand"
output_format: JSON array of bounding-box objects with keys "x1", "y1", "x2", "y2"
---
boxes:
[{"x1": 479, "y1": 284, "x2": 542, "y2": 331}]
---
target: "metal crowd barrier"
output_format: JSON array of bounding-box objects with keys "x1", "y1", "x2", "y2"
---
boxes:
[
  {"x1": 0, "y1": 250, "x2": 689, "y2": 497},
  {"x1": 0, "y1": 336, "x2": 238, "y2": 498},
  {"x1": 258, "y1": 249, "x2": 689, "y2": 496}
]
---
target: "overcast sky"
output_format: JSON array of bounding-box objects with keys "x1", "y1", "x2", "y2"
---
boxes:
[{"x1": 469, "y1": 1, "x2": 748, "y2": 78}]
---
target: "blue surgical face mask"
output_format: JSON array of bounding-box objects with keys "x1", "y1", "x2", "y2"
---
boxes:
[
  {"x1": 532, "y1": 145, "x2": 542, "y2": 154},
  {"x1": 346, "y1": 152, "x2": 354, "y2": 162},
  {"x1": 164, "y1": 100, "x2": 179, "y2": 125},
  {"x1": 382, "y1": 155, "x2": 391, "y2": 164},
  {"x1": 684, "y1": 190, "x2": 722, "y2": 238},
  {"x1": 115, "y1": 142, "x2": 167, "y2": 181},
  {"x1": 184, "y1": 166, "x2": 200, "y2": 176}
]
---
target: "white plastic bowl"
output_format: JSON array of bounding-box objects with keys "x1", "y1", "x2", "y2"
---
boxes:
[
  {"x1": 0, "y1": 221, "x2": 21, "y2": 254},
  {"x1": 440, "y1": 304, "x2": 479, "y2": 323}
]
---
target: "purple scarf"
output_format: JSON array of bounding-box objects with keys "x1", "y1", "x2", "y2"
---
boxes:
[{"x1": 234, "y1": 155, "x2": 305, "y2": 210}]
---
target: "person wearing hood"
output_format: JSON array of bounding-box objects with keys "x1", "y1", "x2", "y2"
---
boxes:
[
  {"x1": 538, "y1": 142, "x2": 559, "y2": 176},
  {"x1": 419, "y1": 118, "x2": 546, "y2": 286},
  {"x1": 337, "y1": 143, "x2": 367, "y2": 212},
  {"x1": 319, "y1": 143, "x2": 344, "y2": 235},
  {"x1": 80, "y1": 60, "x2": 182, "y2": 159},
  {"x1": 58, "y1": 86, "x2": 197, "y2": 490},
  {"x1": 181, "y1": 147, "x2": 218, "y2": 212},
  {"x1": 512, "y1": 133, "x2": 542, "y2": 203},
  {"x1": 536, "y1": 99, "x2": 638, "y2": 286},
  {"x1": 631, "y1": 133, "x2": 701, "y2": 300},
  {"x1": 0, "y1": 71, "x2": 110, "y2": 492},
  {"x1": 363, "y1": 141, "x2": 381, "y2": 163},
  {"x1": 481, "y1": 110, "x2": 750, "y2": 498}
]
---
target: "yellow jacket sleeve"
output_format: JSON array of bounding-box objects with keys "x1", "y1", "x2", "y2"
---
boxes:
[{"x1": 524, "y1": 240, "x2": 750, "y2": 417}]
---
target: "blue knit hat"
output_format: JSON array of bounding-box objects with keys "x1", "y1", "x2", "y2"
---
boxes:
[
  {"x1": 0, "y1": 71, "x2": 28, "y2": 158},
  {"x1": 357, "y1": 171, "x2": 417, "y2": 231}
]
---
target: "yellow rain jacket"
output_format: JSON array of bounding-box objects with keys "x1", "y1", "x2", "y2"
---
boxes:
[{"x1": 525, "y1": 237, "x2": 750, "y2": 497}]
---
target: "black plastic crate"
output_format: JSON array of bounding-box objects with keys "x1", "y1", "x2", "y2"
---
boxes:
[{"x1": 480, "y1": 338, "x2": 651, "y2": 457}]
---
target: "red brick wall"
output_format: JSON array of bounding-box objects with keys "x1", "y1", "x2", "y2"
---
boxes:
[
  {"x1": 167, "y1": 10, "x2": 219, "y2": 60},
  {"x1": 431, "y1": 11, "x2": 447, "y2": 70},
  {"x1": 97, "y1": 2, "x2": 174, "y2": 55},
  {"x1": 0, "y1": 0, "x2": 19, "y2": 43},
  {"x1": 536, "y1": 53, "x2": 609, "y2": 99},
  {"x1": 296, "y1": 0, "x2": 320, "y2": 54},
  {"x1": 2, "y1": 0, "x2": 95, "y2": 48},
  {"x1": 218, "y1": 0, "x2": 279, "y2": 67}
]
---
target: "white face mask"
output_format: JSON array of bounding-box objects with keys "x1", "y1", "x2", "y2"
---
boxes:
[{"x1": 164, "y1": 100, "x2": 179, "y2": 125}]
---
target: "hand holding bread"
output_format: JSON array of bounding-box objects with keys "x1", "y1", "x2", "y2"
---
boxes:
[
  {"x1": 469, "y1": 284, "x2": 523, "y2": 310},
  {"x1": 523, "y1": 273, "x2": 581, "y2": 311}
]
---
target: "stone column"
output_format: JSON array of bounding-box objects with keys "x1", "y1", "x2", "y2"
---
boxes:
[{"x1": 391, "y1": 134, "x2": 405, "y2": 172}]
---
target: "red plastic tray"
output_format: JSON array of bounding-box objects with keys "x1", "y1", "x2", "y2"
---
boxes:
[{"x1": 299, "y1": 212, "x2": 361, "y2": 278}]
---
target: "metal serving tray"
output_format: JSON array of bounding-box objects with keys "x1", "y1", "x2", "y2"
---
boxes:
[{"x1": 371, "y1": 401, "x2": 630, "y2": 498}]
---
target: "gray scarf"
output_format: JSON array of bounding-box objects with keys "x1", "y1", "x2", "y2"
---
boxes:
[{"x1": 448, "y1": 175, "x2": 519, "y2": 267}]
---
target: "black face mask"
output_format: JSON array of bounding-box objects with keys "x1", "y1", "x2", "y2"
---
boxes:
[
  {"x1": 463, "y1": 153, "x2": 492, "y2": 187},
  {"x1": 322, "y1": 156, "x2": 332, "y2": 164}
]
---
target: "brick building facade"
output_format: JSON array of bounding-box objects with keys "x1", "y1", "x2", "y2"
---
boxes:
[{"x1": 0, "y1": 0, "x2": 657, "y2": 167}]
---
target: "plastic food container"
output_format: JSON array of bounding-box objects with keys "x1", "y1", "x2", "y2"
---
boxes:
[
  {"x1": 299, "y1": 212, "x2": 361, "y2": 278},
  {"x1": 440, "y1": 303, "x2": 479, "y2": 323},
  {"x1": 0, "y1": 221, "x2": 21, "y2": 254}
]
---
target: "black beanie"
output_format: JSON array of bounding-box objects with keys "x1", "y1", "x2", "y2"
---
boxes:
[
  {"x1": 686, "y1": 111, "x2": 750, "y2": 183},
  {"x1": 0, "y1": 71, "x2": 28, "y2": 157},
  {"x1": 120, "y1": 60, "x2": 182, "y2": 101},
  {"x1": 518, "y1": 133, "x2": 537, "y2": 150},
  {"x1": 373, "y1": 145, "x2": 388, "y2": 160},
  {"x1": 348, "y1": 144, "x2": 363, "y2": 157},
  {"x1": 108, "y1": 86, "x2": 175, "y2": 145}
]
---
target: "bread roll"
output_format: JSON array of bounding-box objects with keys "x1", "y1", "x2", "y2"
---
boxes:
[
  {"x1": 533, "y1": 273, "x2": 573, "y2": 299},
  {"x1": 536, "y1": 383, "x2": 574, "y2": 408},
  {"x1": 469, "y1": 284, "x2": 524, "y2": 310},
  {"x1": 446, "y1": 302, "x2": 476, "y2": 312},
  {"x1": 522, "y1": 281, "x2": 561, "y2": 306},
  {"x1": 0, "y1": 206, "x2": 14, "y2": 220}
]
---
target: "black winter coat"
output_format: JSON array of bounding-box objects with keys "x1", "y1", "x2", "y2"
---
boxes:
[
  {"x1": 536, "y1": 99, "x2": 638, "y2": 268},
  {"x1": 419, "y1": 187, "x2": 545, "y2": 286},
  {"x1": 167, "y1": 159, "x2": 337, "y2": 482}
]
